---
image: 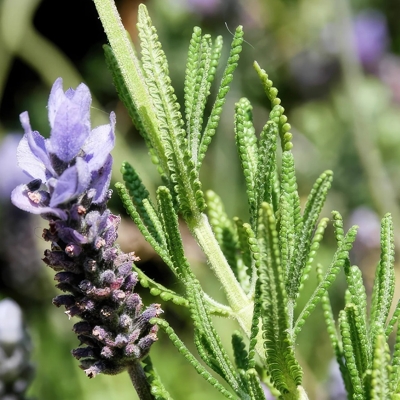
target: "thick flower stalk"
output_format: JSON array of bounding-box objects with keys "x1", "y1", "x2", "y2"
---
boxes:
[{"x1": 11, "y1": 78, "x2": 162, "y2": 379}]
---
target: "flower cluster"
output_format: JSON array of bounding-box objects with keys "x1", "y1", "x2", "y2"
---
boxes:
[{"x1": 11, "y1": 78, "x2": 162, "y2": 378}]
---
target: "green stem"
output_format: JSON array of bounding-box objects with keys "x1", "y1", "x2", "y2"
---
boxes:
[
  {"x1": 127, "y1": 361, "x2": 154, "y2": 400},
  {"x1": 188, "y1": 213, "x2": 267, "y2": 361},
  {"x1": 93, "y1": 0, "x2": 169, "y2": 173}
]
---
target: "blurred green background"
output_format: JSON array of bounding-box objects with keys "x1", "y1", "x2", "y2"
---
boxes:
[{"x1": 1, "y1": 0, "x2": 400, "y2": 399}]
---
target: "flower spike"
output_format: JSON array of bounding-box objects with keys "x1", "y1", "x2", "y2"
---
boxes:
[{"x1": 11, "y1": 78, "x2": 162, "y2": 378}]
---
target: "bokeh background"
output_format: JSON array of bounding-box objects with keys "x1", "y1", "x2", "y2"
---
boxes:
[{"x1": 1, "y1": 0, "x2": 400, "y2": 399}]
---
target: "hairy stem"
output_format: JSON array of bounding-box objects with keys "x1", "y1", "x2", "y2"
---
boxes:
[
  {"x1": 188, "y1": 213, "x2": 267, "y2": 361},
  {"x1": 127, "y1": 361, "x2": 154, "y2": 400}
]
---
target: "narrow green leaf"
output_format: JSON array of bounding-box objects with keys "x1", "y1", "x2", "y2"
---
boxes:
[
  {"x1": 299, "y1": 217, "x2": 329, "y2": 290},
  {"x1": 294, "y1": 221, "x2": 358, "y2": 336},
  {"x1": 186, "y1": 34, "x2": 214, "y2": 164},
  {"x1": 370, "y1": 213, "x2": 395, "y2": 332},
  {"x1": 247, "y1": 280, "x2": 262, "y2": 370},
  {"x1": 121, "y1": 161, "x2": 166, "y2": 246},
  {"x1": 256, "y1": 121, "x2": 278, "y2": 216},
  {"x1": 234, "y1": 217, "x2": 252, "y2": 280},
  {"x1": 151, "y1": 318, "x2": 235, "y2": 399},
  {"x1": 235, "y1": 97, "x2": 258, "y2": 227},
  {"x1": 386, "y1": 300, "x2": 400, "y2": 338},
  {"x1": 279, "y1": 152, "x2": 300, "y2": 283},
  {"x1": 339, "y1": 306, "x2": 364, "y2": 398},
  {"x1": 156, "y1": 186, "x2": 189, "y2": 280},
  {"x1": 186, "y1": 280, "x2": 242, "y2": 395},
  {"x1": 316, "y1": 263, "x2": 353, "y2": 397},
  {"x1": 344, "y1": 265, "x2": 370, "y2": 364},
  {"x1": 137, "y1": 5, "x2": 205, "y2": 219},
  {"x1": 253, "y1": 61, "x2": 293, "y2": 152},
  {"x1": 132, "y1": 264, "x2": 188, "y2": 307},
  {"x1": 287, "y1": 170, "x2": 333, "y2": 302},
  {"x1": 232, "y1": 331, "x2": 248, "y2": 371},
  {"x1": 246, "y1": 369, "x2": 266, "y2": 400},
  {"x1": 142, "y1": 356, "x2": 174, "y2": 400},
  {"x1": 184, "y1": 26, "x2": 202, "y2": 136},
  {"x1": 369, "y1": 325, "x2": 391, "y2": 399},
  {"x1": 197, "y1": 26, "x2": 244, "y2": 169},
  {"x1": 115, "y1": 182, "x2": 172, "y2": 268},
  {"x1": 390, "y1": 309, "x2": 400, "y2": 393},
  {"x1": 258, "y1": 202, "x2": 302, "y2": 394}
]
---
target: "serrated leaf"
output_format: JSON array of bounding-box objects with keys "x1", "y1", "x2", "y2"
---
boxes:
[
  {"x1": 115, "y1": 182, "x2": 172, "y2": 268},
  {"x1": 156, "y1": 186, "x2": 190, "y2": 280},
  {"x1": 316, "y1": 263, "x2": 353, "y2": 397},
  {"x1": 279, "y1": 152, "x2": 300, "y2": 283},
  {"x1": 197, "y1": 26, "x2": 244, "y2": 169},
  {"x1": 232, "y1": 331, "x2": 248, "y2": 371},
  {"x1": 247, "y1": 280, "x2": 262, "y2": 370},
  {"x1": 256, "y1": 121, "x2": 278, "y2": 217},
  {"x1": 339, "y1": 305, "x2": 365, "y2": 398},
  {"x1": 137, "y1": 5, "x2": 205, "y2": 219},
  {"x1": 151, "y1": 318, "x2": 235, "y2": 399},
  {"x1": 287, "y1": 170, "x2": 333, "y2": 302},
  {"x1": 258, "y1": 202, "x2": 302, "y2": 394},
  {"x1": 385, "y1": 300, "x2": 400, "y2": 338},
  {"x1": 121, "y1": 161, "x2": 166, "y2": 245},
  {"x1": 294, "y1": 219, "x2": 358, "y2": 336},
  {"x1": 235, "y1": 97, "x2": 258, "y2": 227},
  {"x1": 186, "y1": 33, "x2": 214, "y2": 164},
  {"x1": 299, "y1": 217, "x2": 329, "y2": 290},
  {"x1": 344, "y1": 264, "x2": 370, "y2": 364},
  {"x1": 142, "y1": 356, "x2": 174, "y2": 400},
  {"x1": 370, "y1": 213, "x2": 395, "y2": 333},
  {"x1": 390, "y1": 307, "x2": 400, "y2": 393},
  {"x1": 186, "y1": 280, "x2": 243, "y2": 395},
  {"x1": 253, "y1": 61, "x2": 293, "y2": 152},
  {"x1": 369, "y1": 325, "x2": 391, "y2": 399}
]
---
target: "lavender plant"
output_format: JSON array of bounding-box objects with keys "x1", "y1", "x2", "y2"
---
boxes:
[
  {"x1": 9, "y1": 0, "x2": 400, "y2": 399},
  {"x1": 11, "y1": 77, "x2": 162, "y2": 397}
]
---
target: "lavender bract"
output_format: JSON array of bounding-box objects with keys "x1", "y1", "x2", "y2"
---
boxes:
[{"x1": 11, "y1": 78, "x2": 162, "y2": 378}]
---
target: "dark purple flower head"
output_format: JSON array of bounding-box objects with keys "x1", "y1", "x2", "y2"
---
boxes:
[
  {"x1": 11, "y1": 78, "x2": 115, "y2": 220},
  {"x1": 11, "y1": 78, "x2": 161, "y2": 378}
]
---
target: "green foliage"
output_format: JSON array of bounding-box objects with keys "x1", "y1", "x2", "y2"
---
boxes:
[{"x1": 94, "y1": 2, "x2": 400, "y2": 399}]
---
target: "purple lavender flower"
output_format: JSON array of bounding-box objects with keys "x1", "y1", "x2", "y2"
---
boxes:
[
  {"x1": 353, "y1": 10, "x2": 388, "y2": 69},
  {"x1": 11, "y1": 78, "x2": 162, "y2": 378}
]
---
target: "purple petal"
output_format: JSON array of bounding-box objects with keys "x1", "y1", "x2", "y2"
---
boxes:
[
  {"x1": 50, "y1": 161, "x2": 90, "y2": 207},
  {"x1": 86, "y1": 210, "x2": 110, "y2": 242},
  {"x1": 48, "y1": 78, "x2": 65, "y2": 128},
  {"x1": 19, "y1": 112, "x2": 54, "y2": 177},
  {"x1": 11, "y1": 184, "x2": 67, "y2": 219},
  {"x1": 91, "y1": 155, "x2": 113, "y2": 204},
  {"x1": 50, "y1": 161, "x2": 91, "y2": 207},
  {"x1": 16, "y1": 128, "x2": 47, "y2": 182},
  {"x1": 75, "y1": 157, "x2": 91, "y2": 194},
  {"x1": 49, "y1": 84, "x2": 91, "y2": 162},
  {"x1": 57, "y1": 226, "x2": 88, "y2": 245},
  {"x1": 83, "y1": 112, "x2": 116, "y2": 172}
]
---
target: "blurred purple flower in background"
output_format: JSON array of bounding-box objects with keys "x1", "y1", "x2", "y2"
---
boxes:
[
  {"x1": 11, "y1": 78, "x2": 162, "y2": 378},
  {"x1": 186, "y1": 0, "x2": 221, "y2": 15},
  {"x1": 353, "y1": 10, "x2": 389, "y2": 70}
]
